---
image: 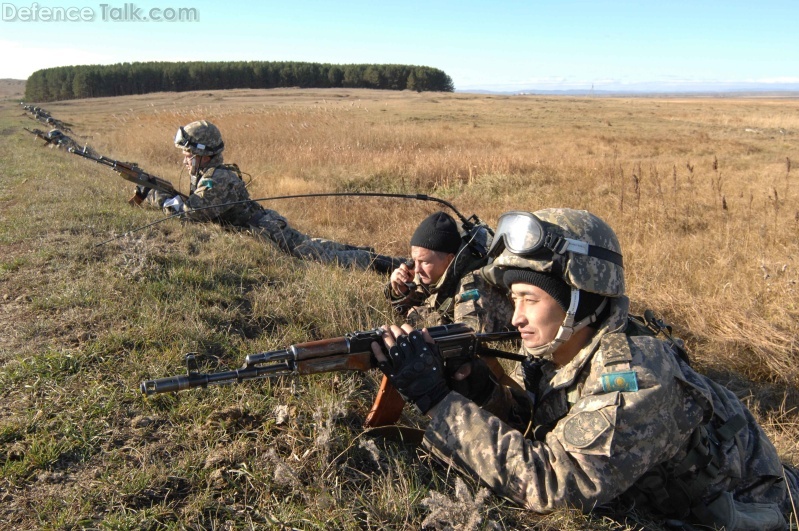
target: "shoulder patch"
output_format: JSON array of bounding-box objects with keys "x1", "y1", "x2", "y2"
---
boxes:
[
  {"x1": 563, "y1": 410, "x2": 611, "y2": 448},
  {"x1": 600, "y1": 371, "x2": 639, "y2": 392},
  {"x1": 457, "y1": 289, "x2": 480, "y2": 302},
  {"x1": 197, "y1": 177, "x2": 214, "y2": 189},
  {"x1": 601, "y1": 334, "x2": 633, "y2": 365}
]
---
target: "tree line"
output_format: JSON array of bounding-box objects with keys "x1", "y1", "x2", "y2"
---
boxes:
[{"x1": 24, "y1": 61, "x2": 455, "y2": 102}]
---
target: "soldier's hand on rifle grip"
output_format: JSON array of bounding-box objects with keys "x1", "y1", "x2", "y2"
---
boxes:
[
  {"x1": 448, "y1": 358, "x2": 496, "y2": 406},
  {"x1": 370, "y1": 324, "x2": 450, "y2": 415}
]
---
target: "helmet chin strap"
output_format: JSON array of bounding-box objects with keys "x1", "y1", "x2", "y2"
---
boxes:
[
  {"x1": 525, "y1": 289, "x2": 608, "y2": 361},
  {"x1": 189, "y1": 154, "x2": 201, "y2": 176}
]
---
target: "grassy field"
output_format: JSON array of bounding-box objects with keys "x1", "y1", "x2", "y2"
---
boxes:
[
  {"x1": 0, "y1": 79, "x2": 25, "y2": 100},
  {"x1": 1, "y1": 88, "x2": 797, "y2": 530}
]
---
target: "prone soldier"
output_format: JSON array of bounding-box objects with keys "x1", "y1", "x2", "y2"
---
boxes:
[
  {"x1": 131, "y1": 120, "x2": 402, "y2": 273},
  {"x1": 366, "y1": 211, "x2": 517, "y2": 427}
]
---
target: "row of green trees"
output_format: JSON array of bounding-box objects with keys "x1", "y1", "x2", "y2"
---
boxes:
[{"x1": 25, "y1": 61, "x2": 455, "y2": 102}]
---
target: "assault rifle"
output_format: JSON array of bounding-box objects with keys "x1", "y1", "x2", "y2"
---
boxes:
[
  {"x1": 68, "y1": 147, "x2": 188, "y2": 201},
  {"x1": 140, "y1": 322, "x2": 522, "y2": 396},
  {"x1": 24, "y1": 127, "x2": 53, "y2": 145}
]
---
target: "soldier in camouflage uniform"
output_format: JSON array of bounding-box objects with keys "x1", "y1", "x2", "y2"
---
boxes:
[
  {"x1": 386, "y1": 211, "x2": 513, "y2": 334},
  {"x1": 372, "y1": 208, "x2": 799, "y2": 530},
  {"x1": 44, "y1": 129, "x2": 79, "y2": 151},
  {"x1": 130, "y1": 120, "x2": 402, "y2": 273},
  {"x1": 365, "y1": 212, "x2": 516, "y2": 428}
]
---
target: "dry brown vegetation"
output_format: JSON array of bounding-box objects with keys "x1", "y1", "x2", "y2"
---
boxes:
[
  {"x1": 0, "y1": 79, "x2": 25, "y2": 100},
  {"x1": 1, "y1": 88, "x2": 797, "y2": 530}
]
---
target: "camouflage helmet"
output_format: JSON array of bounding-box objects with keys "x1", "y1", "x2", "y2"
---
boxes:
[
  {"x1": 46, "y1": 129, "x2": 64, "y2": 140},
  {"x1": 174, "y1": 120, "x2": 224, "y2": 156},
  {"x1": 486, "y1": 208, "x2": 624, "y2": 297}
]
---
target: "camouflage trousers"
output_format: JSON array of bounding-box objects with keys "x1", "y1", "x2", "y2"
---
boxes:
[{"x1": 249, "y1": 209, "x2": 403, "y2": 274}]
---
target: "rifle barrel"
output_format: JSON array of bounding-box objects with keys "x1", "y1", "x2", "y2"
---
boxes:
[{"x1": 140, "y1": 360, "x2": 293, "y2": 395}]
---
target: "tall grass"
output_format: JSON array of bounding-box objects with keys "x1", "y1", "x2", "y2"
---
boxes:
[{"x1": 1, "y1": 89, "x2": 797, "y2": 529}]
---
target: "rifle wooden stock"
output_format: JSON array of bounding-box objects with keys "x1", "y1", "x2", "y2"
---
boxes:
[
  {"x1": 364, "y1": 376, "x2": 406, "y2": 428},
  {"x1": 140, "y1": 323, "x2": 522, "y2": 397},
  {"x1": 68, "y1": 148, "x2": 188, "y2": 200}
]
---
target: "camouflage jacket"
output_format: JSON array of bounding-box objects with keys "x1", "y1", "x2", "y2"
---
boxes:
[
  {"x1": 423, "y1": 296, "x2": 791, "y2": 529},
  {"x1": 147, "y1": 158, "x2": 260, "y2": 224},
  {"x1": 386, "y1": 252, "x2": 514, "y2": 334}
]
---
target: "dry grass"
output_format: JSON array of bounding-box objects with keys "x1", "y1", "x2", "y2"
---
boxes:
[
  {"x1": 0, "y1": 79, "x2": 25, "y2": 100},
  {"x1": 51, "y1": 88, "x2": 799, "y2": 383},
  {"x1": 1, "y1": 88, "x2": 798, "y2": 529}
]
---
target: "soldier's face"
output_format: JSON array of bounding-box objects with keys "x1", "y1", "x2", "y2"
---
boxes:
[
  {"x1": 510, "y1": 282, "x2": 567, "y2": 350},
  {"x1": 410, "y1": 246, "x2": 454, "y2": 286},
  {"x1": 183, "y1": 151, "x2": 196, "y2": 173}
]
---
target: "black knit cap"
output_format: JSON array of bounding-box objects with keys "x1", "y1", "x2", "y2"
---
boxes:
[
  {"x1": 410, "y1": 211, "x2": 461, "y2": 254},
  {"x1": 503, "y1": 270, "x2": 571, "y2": 311},
  {"x1": 503, "y1": 269, "x2": 606, "y2": 322}
]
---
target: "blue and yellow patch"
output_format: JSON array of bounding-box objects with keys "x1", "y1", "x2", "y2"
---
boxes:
[
  {"x1": 600, "y1": 371, "x2": 639, "y2": 392},
  {"x1": 198, "y1": 178, "x2": 214, "y2": 189},
  {"x1": 458, "y1": 289, "x2": 480, "y2": 302}
]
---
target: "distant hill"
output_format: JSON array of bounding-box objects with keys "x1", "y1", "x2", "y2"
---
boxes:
[{"x1": 0, "y1": 79, "x2": 26, "y2": 99}]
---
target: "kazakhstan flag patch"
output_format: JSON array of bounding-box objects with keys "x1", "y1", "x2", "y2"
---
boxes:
[{"x1": 600, "y1": 371, "x2": 639, "y2": 392}]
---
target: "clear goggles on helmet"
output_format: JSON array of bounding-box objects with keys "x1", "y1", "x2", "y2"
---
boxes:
[
  {"x1": 488, "y1": 211, "x2": 623, "y2": 267},
  {"x1": 174, "y1": 126, "x2": 195, "y2": 148},
  {"x1": 174, "y1": 126, "x2": 221, "y2": 153}
]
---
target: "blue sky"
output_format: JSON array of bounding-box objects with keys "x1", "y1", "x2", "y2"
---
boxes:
[{"x1": 2, "y1": 0, "x2": 798, "y2": 91}]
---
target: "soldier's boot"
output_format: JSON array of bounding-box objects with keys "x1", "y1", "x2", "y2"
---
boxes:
[{"x1": 370, "y1": 254, "x2": 405, "y2": 275}]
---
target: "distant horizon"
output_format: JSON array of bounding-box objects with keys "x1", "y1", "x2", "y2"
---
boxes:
[{"x1": 5, "y1": 74, "x2": 799, "y2": 99}]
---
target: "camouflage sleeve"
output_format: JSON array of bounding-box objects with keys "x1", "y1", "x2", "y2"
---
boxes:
[
  {"x1": 145, "y1": 189, "x2": 173, "y2": 209},
  {"x1": 405, "y1": 305, "x2": 445, "y2": 329},
  {"x1": 181, "y1": 169, "x2": 246, "y2": 222},
  {"x1": 452, "y1": 271, "x2": 514, "y2": 334},
  {"x1": 422, "y1": 347, "x2": 698, "y2": 512}
]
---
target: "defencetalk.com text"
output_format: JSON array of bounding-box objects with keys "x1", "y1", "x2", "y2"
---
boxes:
[{"x1": 2, "y1": 2, "x2": 200, "y2": 22}]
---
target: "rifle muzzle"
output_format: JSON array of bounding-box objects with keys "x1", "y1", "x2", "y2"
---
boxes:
[{"x1": 141, "y1": 374, "x2": 206, "y2": 396}]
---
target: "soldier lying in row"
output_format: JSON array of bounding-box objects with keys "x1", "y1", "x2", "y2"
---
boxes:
[
  {"x1": 26, "y1": 128, "x2": 80, "y2": 151},
  {"x1": 130, "y1": 120, "x2": 402, "y2": 274}
]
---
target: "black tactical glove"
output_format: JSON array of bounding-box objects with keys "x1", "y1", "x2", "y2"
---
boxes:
[
  {"x1": 448, "y1": 358, "x2": 496, "y2": 406},
  {"x1": 377, "y1": 330, "x2": 450, "y2": 414},
  {"x1": 371, "y1": 254, "x2": 406, "y2": 275}
]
